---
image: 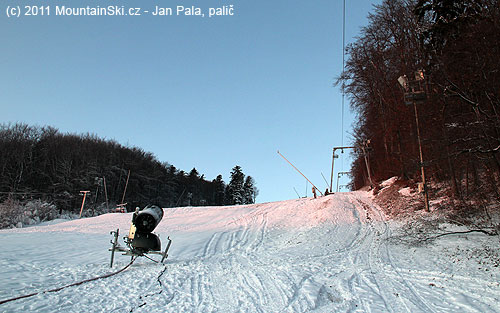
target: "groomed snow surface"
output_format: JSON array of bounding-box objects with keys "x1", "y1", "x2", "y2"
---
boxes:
[{"x1": 0, "y1": 191, "x2": 499, "y2": 312}]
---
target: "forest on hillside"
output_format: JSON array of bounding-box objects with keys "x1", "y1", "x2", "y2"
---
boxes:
[
  {"x1": 0, "y1": 123, "x2": 258, "y2": 224},
  {"x1": 341, "y1": 0, "x2": 499, "y2": 208}
]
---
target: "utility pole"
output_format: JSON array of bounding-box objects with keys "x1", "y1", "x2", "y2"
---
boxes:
[
  {"x1": 79, "y1": 190, "x2": 90, "y2": 218},
  {"x1": 103, "y1": 176, "x2": 109, "y2": 211},
  {"x1": 121, "y1": 169, "x2": 130, "y2": 205}
]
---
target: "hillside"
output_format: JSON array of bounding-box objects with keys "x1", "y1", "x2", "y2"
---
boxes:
[
  {"x1": 0, "y1": 123, "x2": 257, "y2": 226},
  {"x1": 0, "y1": 191, "x2": 499, "y2": 312}
]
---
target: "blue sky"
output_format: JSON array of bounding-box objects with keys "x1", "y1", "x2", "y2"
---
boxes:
[{"x1": 1, "y1": 0, "x2": 381, "y2": 203}]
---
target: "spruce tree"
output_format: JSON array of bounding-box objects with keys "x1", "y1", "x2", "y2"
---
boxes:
[
  {"x1": 213, "y1": 174, "x2": 226, "y2": 206},
  {"x1": 243, "y1": 176, "x2": 257, "y2": 204},
  {"x1": 226, "y1": 165, "x2": 245, "y2": 205}
]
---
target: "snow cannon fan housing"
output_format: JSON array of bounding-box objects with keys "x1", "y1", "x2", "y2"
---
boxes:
[
  {"x1": 133, "y1": 205, "x2": 164, "y2": 233},
  {"x1": 130, "y1": 205, "x2": 164, "y2": 252}
]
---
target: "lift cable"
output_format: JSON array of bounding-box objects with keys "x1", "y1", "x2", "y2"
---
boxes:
[
  {"x1": 341, "y1": 0, "x2": 347, "y2": 173},
  {"x1": 341, "y1": 0, "x2": 346, "y2": 150}
]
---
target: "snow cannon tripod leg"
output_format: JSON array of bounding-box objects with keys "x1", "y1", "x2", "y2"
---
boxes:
[
  {"x1": 161, "y1": 237, "x2": 172, "y2": 264},
  {"x1": 110, "y1": 229, "x2": 119, "y2": 268}
]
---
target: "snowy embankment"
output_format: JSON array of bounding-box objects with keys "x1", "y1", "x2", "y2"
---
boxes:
[{"x1": 0, "y1": 191, "x2": 499, "y2": 312}]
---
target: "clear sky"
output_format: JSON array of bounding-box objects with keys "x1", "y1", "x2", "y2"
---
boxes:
[{"x1": 1, "y1": 0, "x2": 381, "y2": 203}]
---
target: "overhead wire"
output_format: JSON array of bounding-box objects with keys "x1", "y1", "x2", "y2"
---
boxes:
[{"x1": 341, "y1": 0, "x2": 346, "y2": 173}]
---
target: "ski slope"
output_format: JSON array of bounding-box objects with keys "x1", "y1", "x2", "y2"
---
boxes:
[{"x1": 0, "y1": 191, "x2": 499, "y2": 312}]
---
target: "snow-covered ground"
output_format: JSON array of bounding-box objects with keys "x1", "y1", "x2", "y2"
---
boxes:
[{"x1": 0, "y1": 191, "x2": 498, "y2": 312}]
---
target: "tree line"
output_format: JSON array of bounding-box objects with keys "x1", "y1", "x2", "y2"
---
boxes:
[
  {"x1": 340, "y1": 0, "x2": 499, "y2": 204},
  {"x1": 0, "y1": 123, "x2": 258, "y2": 214}
]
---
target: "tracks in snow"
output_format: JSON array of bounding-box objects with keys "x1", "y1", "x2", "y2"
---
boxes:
[
  {"x1": 349, "y1": 195, "x2": 437, "y2": 313},
  {"x1": 2, "y1": 192, "x2": 499, "y2": 312},
  {"x1": 131, "y1": 193, "x2": 438, "y2": 312}
]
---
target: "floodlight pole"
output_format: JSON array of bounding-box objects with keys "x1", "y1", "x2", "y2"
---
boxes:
[
  {"x1": 360, "y1": 140, "x2": 374, "y2": 188},
  {"x1": 413, "y1": 99, "x2": 430, "y2": 212},
  {"x1": 79, "y1": 190, "x2": 90, "y2": 218},
  {"x1": 398, "y1": 72, "x2": 430, "y2": 212}
]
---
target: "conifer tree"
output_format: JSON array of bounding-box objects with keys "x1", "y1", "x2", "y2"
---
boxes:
[
  {"x1": 243, "y1": 176, "x2": 257, "y2": 204},
  {"x1": 188, "y1": 168, "x2": 199, "y2": 179},
  {"x1": 213, "y1": 174, "x2": 226, "y2": 206},
  {"x1": 225, "y1": 165, "x2": 245, "y2": 205}
]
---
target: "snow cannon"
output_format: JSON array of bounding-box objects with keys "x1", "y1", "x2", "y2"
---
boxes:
[
  {"x1": 109, "y1": 204, "x2": 171, "y2": 267},
  {"x1": 129, "y1": 205, "x2": 164, "y2": 252},
  {"x1": 133, "y1": 205, "x2": 164, "y2": 233}
]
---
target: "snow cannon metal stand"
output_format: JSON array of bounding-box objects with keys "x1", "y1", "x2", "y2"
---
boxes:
[{"x1": 109, "y1": 205, "x2": 172, "y2": 267}]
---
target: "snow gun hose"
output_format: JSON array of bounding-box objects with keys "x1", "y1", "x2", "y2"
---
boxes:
[{"x1": 0, "y1": 256, "x2": 137, "y2": 306}]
